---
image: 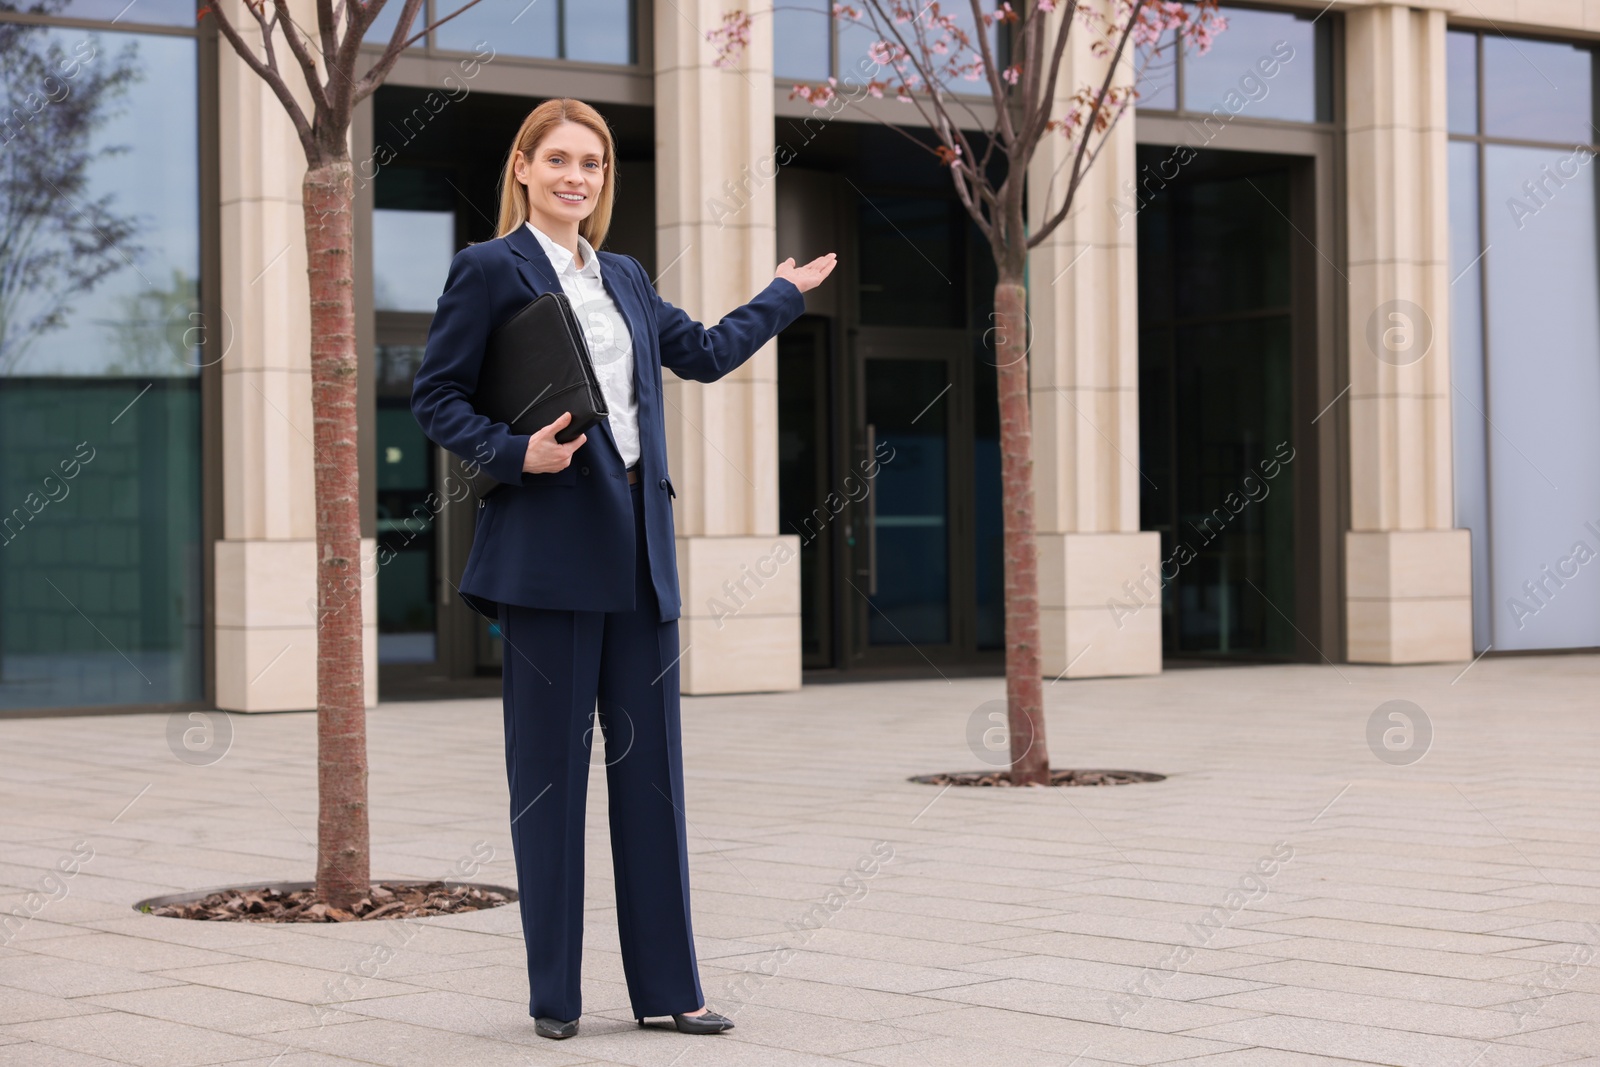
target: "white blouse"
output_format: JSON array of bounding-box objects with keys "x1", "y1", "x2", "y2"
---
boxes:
[{"x1": 524, "y1": 220, "x2": 641, "y2": 469}]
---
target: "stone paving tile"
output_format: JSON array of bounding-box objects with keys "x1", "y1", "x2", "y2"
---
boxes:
[
  {"x1": 914, "y1": 974, "x2": 1269, "y2": 1032},
  {"x1": 3, "y1": 657, "x2": 1599, "y2": 1065},
  {"x1": 965, "y1": 951, "x2": 1277, "y2": 1000},
  {"x1": 990, "y1": 909, "x2": 1302, "y2": 951},
  {"x1": 0, "y1": 1044, "x2": 132, "y2": 1066},
  {"x1": 1237, "y1": 916, "x2": 1550, "y2": 953},
  {"x1": 1214, "y1": 958, "x2": 1547, "y2": 1007},
  {"x1": 977, "y1": 929, "x2": 1292, "y2": 975},
  {"x1": 147, "y1": 959, "x2": 424, "y2": 1004},
  {"x1": 2, "y1": 1012, "x2": 282, "y2": 1066},
  {"x1": 1197, "y1": 983, "x2": 1569, "y2": 1040},
  {"x1": 206, "y1": 1055, "x2": 389, "y2": 1067},
  {"x1": 78, "y1": 982, "x2": 357, "y2": 1036},
  {"x1": 701, "y1": 974, "x2": 950, "y2": 1022},
  {"x1": 888, "y1": 1003, "x2": 1249, "y2": 1064},
  {"x1": 1177, "y1": 1014, "x2": 1575, "y2": 1067},
  {"x1": 22, "y1": 931, "x2": 251, "y2": 973},
  {"x1": 1227, "y1": 935, "x2": 1549, "y2": 981},
  {"x1": 1497, "y1": 1020, "x2": 1600, "y2": 1053},
  {"x1": 0, "y1": 986, "x2": 109, "y2": 1024},
  {"x1": 1149, "y1": 1051, "x2": 1408, "y2": 1066},
  {"x1": 272, "y1": 1017, "x2": 590, "y2": 1067},
  {"x1": 707, "y1": 947, "x2": 1005, "y2": 995},
  {"x1": 0, "y1": 953, "x2": 183, "y2": 999}
]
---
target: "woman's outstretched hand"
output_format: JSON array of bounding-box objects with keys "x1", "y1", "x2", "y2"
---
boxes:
[
  {"x1": 775, "y1": 253, "x2": 838, "y2": 294},
  {"x1": 523, "y1": 411, "x2": 587, "y2": 474}
]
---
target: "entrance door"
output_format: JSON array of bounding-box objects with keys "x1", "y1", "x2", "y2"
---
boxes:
[
  {"x1": 776, "y1": 320, "x2": 1003, "y2": 672},
  {"x1": 1136, "y1": 147, "x2": 1318, "y2": 660}
]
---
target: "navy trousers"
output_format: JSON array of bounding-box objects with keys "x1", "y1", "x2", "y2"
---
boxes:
[{"x1": 497, "y1": 479, "x2": 705, "y2": 1022}]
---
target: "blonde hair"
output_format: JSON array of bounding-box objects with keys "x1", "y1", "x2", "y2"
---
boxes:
[{"x1": 494, "y1": 98, "x2": 617, "y2": 248}]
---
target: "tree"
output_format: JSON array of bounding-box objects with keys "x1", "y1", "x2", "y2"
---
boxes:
[
  {"x1": 710, "y1": 0, "x2": 1223, "y2": 783},
  {"x1": 196, "y1": 0, "x2": 485, "y2": 906}
]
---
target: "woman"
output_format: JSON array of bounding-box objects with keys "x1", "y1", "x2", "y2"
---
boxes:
[{"x1": 410, "y1": 98, "x2": 836, "y2": 1041}]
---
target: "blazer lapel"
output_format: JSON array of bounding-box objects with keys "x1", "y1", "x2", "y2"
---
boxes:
[{"x1": 503, "y1": 224, "x2": 647, "y2": 466}]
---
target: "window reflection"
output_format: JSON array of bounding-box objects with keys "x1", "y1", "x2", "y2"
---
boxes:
[
  {"x1": 1446, "y1": 30, "x2": 1477, "y2": 134},
  {"x1": 1, "y1": 0, "x2": 192, "y2": 27},
  {"x1": 364, "y1": 0, "x2": 425, "y2": 49},
  {"x1": 799, "y1": 1, "x2": 1002, "y2": 91},
  {"x1": 1480, "y1": 142, "x2": 1600, "y2": 650},
  {"x1": 374, "y1": 209, "x2": 456, "y2": 312},
  {"x1": 564, "y1": 0, "x2": 632, "y2": 64},
  {"x1": 776, "y1": 0, "x2": 830, "y2": 82},
  {"x1": 1483, "y1": 35, "x2": 1593, "y2": 144},
  {"x1": 435, "y1": 0, "x2": 557, "y2": 57},
  {"x1": 1449, "y1": 28, "x2": 1600, "y2": 653},
  {"x1": 0, "y1": 26, "x2": 202, "y2": 708},
  {"x1": 1182, "y1": 7, "x2": 1327, "y2": 122},
  {"x1": 1135, "y1": 4, "x2": 1330, "y2": 122}
]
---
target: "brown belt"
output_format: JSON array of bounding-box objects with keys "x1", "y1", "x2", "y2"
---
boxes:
[{"x1": 626, "y1": 465, "x2": 640, "y2": 485}]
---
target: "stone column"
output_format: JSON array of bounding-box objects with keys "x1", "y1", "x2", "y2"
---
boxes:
[
  {"x1": 213, "y1": 0, "x2": 378, "y2": 711},
  {"x1": 653, "y1": 0, "x2": 801, "y2": 694},
  {"x1": 1343, "y1": 4, "x2": 1472, "y2": 663},
  {"x1": 1027, "y1": 26, "x2": 1161, "y2": 679}
]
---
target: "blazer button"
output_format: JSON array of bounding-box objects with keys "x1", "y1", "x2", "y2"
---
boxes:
[
  {"x1": 580, "y1": 465, "x2": 589, "y2": 476},
  {"x1": 658, "y1": 478, "x2": 668, "y2": 490}
]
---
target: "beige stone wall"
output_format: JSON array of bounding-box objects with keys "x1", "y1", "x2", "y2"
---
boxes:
[
  {"x1": 654, "y1": 0, "x2": 801, "y2": 693},
  {"x1": 1343, "y1": 4, "x2": 1472, "y2": 662},
  {"x1": 1027, "y1": 14, "x2": 1162, "y2": 679}
]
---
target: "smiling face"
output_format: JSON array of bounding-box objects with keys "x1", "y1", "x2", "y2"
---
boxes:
[{"x1": 514, "y1": 121, "x2": 607, "y2": 239}]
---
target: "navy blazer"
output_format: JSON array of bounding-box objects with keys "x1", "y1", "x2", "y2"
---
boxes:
[{"x1": 411, "y1": 223, "x2": 806, "y2": 623}]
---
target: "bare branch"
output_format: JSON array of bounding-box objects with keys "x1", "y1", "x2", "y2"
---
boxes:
[
  {"x1": 202, "y1": 0, "x2": 317, "y2": 158},
  {"x1": 1031, "y1": 0, "x2": 1145, "y2": 245},
  {"x1": 266, "y1": 0, "x2": 334, "y2": 120},
  {"x1": 352, "y1": 0, "x2": 478, "y2": 105}
]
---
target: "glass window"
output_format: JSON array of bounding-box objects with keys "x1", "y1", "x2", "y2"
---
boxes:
[
  {"x1": 1, "y1": 26, "x2": 203, "y2": 709},
  {"x1": 1449, "y1": 29, "x2": 1600, "y2": 653},
  {"x1": 1136, "y1": 36, "x2": 1179, "y2": 112},
  {"x1": 565, "y1": 0, "x2": 632, "y2": 64},
  {"x1": 1447, "y1": 141, "x2": 1489, "y2": 651},
  {"x1": 365, "y1": 0, "x2": 424, "y2": 49},
  {"x1": 1446, "y1": 29, "x2": 1477, "y2": 134},
  {"x1": 1182, "y1": 7, "x2": 1328, "y2": 122},
  {"x1": 1480, "y1": 142, "x2": 1600, "y2": 651},
  {"x1": 857, "y1": 195, "x2": 964, "y2": 328},
  {"x1": 374, "y1": 209, "x2": 456, "y2": 311},
  {"x1": 435, "y1": 0, "x2": 558, "y2": 57},
  {"x1": 431, "y1": 0, "x2": 631, "y2": 61},
  {"x1": 1, "y1": 0, "x2": 192, "y2": 26},
  {"x1": 829, "y1": 2, "x2": 1001, "y2": 92},
  {"x1": 775, "y1": 0, "x2": 830, "y2": 82},
  {"x1": 1483, "y1": 34, "x2": 1593, "y2": 144}
]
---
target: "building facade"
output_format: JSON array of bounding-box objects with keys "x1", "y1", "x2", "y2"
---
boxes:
[{"x1": 1, "y1": 0, "x2": 1595, "y2": 715}]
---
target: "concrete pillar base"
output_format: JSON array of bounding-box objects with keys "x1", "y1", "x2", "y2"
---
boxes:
[
  {"x1": 215, "y1": 537, "x2": 378, "y2": 712},
  {"x1": 1039, "y1": 531, "x2": 1163, "y2": 679},
  {"x1": 1345, "y1": 529, "x2": 1472, "y2": 663},
  {"x1": 675, "y1": 534, "x2": 802, "y2": 694}
]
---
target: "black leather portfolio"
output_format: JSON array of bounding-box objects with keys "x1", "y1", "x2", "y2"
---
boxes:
[{"x1": 453, "y1": 290, "x2": 609, "y2": 499}]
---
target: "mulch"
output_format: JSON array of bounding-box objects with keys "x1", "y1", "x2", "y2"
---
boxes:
[
  {"x1": 910, "y1": 769, "x2": 1167, "y2": 787},
  {"x1": 141, "y1": 880, "x2": 515, "y2": 923}
]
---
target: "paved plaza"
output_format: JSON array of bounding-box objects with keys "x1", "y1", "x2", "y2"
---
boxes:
[{"x1": 2, "y1": 654, "x2": 1598, "y2": 1066}]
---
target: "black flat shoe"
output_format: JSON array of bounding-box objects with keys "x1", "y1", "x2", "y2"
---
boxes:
[
  {"x1": 637, "y1": 1009, "x2": 735, "y2": 1034},
  {"x1": 534, "y1": 1016, "x2": 578, "y2": 1039}
]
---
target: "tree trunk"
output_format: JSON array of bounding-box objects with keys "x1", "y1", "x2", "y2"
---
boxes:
[
  {"x1": 994, "y1": 276, "x2": 1050, "y2": 786},
  {"x1": 304, "y1": 158, "x2": 370, "y2": 906}
]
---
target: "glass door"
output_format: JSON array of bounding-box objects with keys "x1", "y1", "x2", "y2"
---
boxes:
[{"x1": 1136, "y1": 148, "x2": 1301, "y2": 659}]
